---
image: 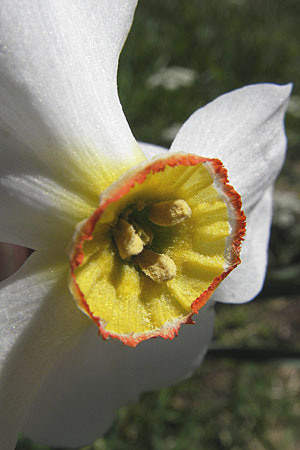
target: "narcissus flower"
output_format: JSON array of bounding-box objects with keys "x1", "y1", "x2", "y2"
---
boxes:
[{"x1": 0, "y1": 1, "x2": 291, "y2": 449}]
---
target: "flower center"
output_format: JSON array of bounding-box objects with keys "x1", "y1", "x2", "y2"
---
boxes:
[
  {"x1": 69, "y1": 153, "x2": 246, "y2": 347},
  {"x1": 112, "y1": 199, "x2": 192, "y2": 282}
]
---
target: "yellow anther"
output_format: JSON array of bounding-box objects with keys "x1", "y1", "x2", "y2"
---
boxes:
[
  {"x1": 148, "y1": 199, "x2": 192, "y2": 226},
  {"x1": 113, "y1": 219, "x2": 144, "y2": 260},
  {"x1": 130, "y1": 219, "x2": 153, "y2": 246},
  {"x1": 135, "y1": 249, "x2": 177, "y2": 283}
]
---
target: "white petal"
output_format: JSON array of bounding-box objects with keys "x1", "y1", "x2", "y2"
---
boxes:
[
  {"x1": 0, "y1": 0, "x2": 145, "y2": 202},
  {"x1": 213, "y1": 187, "x2": 273, "y2": 303},
  {"x1": 171, "y1": 84, "x2": 291, "y2": 211},
  {"x1": 139, "y1": 141, "x2": 169, "y2": 159},
  {"x1": 23, "y1": 305, "x2": 214, "y2": 448},
  {"x1": 0, "y1": 122, "x2": 95, "y2": 249},
  {"x1": 0, "y1": 250, "x2": 89, "y2": 450}
]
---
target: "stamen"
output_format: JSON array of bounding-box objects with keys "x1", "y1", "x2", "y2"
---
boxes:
[
  {"x1": 148, "y1": 199, "x2": 192, "y2": 226},
  {"x1": 130, "y1": 219, "x2": 153, "y2": 246},
  {"x1": 113, "y1": 218, "x2": 144, "y2": 260},
  {"x1": 135, "y1": 249, "x2": 177, "y2": 283}
]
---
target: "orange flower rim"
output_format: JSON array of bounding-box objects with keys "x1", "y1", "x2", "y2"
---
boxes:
[{"x1": 69, "y1": 153, "x2": 246, "y2": 347}]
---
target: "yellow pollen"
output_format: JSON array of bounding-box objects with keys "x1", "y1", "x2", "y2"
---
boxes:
[
  {"x1": 148, "y1": 199, "x2": 192, "y2": 226},
  {"x1": 135, "y1": 249, "x2": 177, "y2": 283},
  {"x1": 70, "y1": 160, "x2": 236, "y2": 342},
  {"x1": 130, "y1": 219, "x2": 153, "y2": 246},
  {"x1": 112, "y1": 218, "x2": 144, "y2": 260}
]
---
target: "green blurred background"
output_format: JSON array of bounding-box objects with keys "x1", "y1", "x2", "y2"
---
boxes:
[{"x1": 18, "y1": 0, "x2": 300, "y2": 449}]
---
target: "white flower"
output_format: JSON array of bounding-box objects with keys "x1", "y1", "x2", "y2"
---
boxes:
[{"x1": 0, "y1": 1, "x2": 291, "y2": 449}]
